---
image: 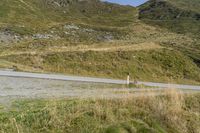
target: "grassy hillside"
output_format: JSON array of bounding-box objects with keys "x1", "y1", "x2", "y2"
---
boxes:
[
  {"x1": 0, "y1": 0, "x2": 199, "y2": 84},
  {"x1": 0, "y1": 0, "x2": 137, "y2": 33},
  {"x1": 0, "y1": 0, "x2": 137, "y2": 45},
  {"x1": 139, "y1": 0, "x2": 200, "y2": 69},
  {"x1": 168, "y1": 0, "x2": 200, "y2": 13},
  {"x1": 1, "y1": 48, "x2": 200, "y2": 83},
  {"x1": 139, "y1": 0, "x2": 200, "y2": 35},
  {"x1": 0, "y1": 1, "x2": 200, "y2": 132}
]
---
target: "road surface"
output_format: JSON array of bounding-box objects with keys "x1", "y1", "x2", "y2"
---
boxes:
[
  {"x1": 0, "y1": 70, "x2": 200, "y2": 90},
  {"x1": 1, "y1": 76, "x2": 180, "y2": 106}
]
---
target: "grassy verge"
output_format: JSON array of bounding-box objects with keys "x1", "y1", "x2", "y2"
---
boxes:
[
  {"x1": 2, "y1": 49, "x2": 200, "y2": 84},
  {"x1": 0, "y1": 90, "x2": 200, "y2": 133}
]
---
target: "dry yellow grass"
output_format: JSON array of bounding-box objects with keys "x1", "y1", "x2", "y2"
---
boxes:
[
  {"x1": 1, "y1": 89, "x2": 200, "y2": 133},
  {"x1": 0, "y1": 42, "x2": 163, "y2": 57},
  {"x1": 0, "y1": 59, "x2": 43, "y2": 72}
]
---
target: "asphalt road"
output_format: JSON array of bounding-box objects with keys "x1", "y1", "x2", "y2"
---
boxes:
[{"x1": 0, "y1": 70, "x2": 200, "y2": 90}]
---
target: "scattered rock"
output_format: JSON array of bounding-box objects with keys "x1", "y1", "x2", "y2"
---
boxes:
[
  {"x1": 32, "y1": 34, "x2": 53, "y2": 39},
  {"x1": 82, "y1": 28, "x2": 94, "y2": 32},
  {"x1": 0, "y1": 32, "x2": 22, "y2": 44},
  {"x1": 64, "y1": 24, "x2": 80, "y2": 30},
  {"x1": 32, "y1": 34, "x2": 60, "y2": 40},
  {"x1": 97, "y1": 34, "x2": 114, "y2": 41}
]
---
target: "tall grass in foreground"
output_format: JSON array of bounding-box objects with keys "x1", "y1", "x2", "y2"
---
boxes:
[{"x1": 0, "y1": 89, "x2": 200, "y2": 133}]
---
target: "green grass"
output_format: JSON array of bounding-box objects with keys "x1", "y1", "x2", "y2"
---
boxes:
[
  {"x1": 0, "y1": 91, "x2": 200, "y2": 133},
  {"x1": 2, "y1": 49, "x2": 200, "y2": 84},
  {"x1": 139, "y1": 0, "x2": 200, "y2": 36},
  {"x1": 138, "y1": 0, "x2": 200, "y2": 70},
  {"x1": 0, "y1": 0, "x2": 137, "y2": 34},
  {"x1": 0, "y1": 0, "x2": 199, "y2": 85},
  {"x1": 168, "y1": 0, "x2": 200, "y2": 13}
]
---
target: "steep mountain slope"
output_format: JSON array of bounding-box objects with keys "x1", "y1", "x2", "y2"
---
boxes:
[
  {"x1": 139, "y1": 0, "x2": 200, "y2": 35},
  {"x1": 0, "y1": 0, "x2": 136, "y2": 32},
  {"x1": 0, "y1": 0, "x2": 137, "y2": 44},
  {"x1": 139, "y1": 0, "x2": 200, "y2": 68},
  {"x1": 168, "y1": 0, "x2": 200, "y2": 13},
  {"x1": 0, "y1": 0, "x2": 200, "y2": 84}
]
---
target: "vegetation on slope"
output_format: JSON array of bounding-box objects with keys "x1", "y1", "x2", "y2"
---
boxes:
[
  {"x1": 139, "y1": 0, "x2": 200, "y2": 69},
  {"x1": 0, "y1": 91, "x2": 200, "y2": 133},
  {"x1": 167, "y1": 0, "x2": 200, "y2": 13},
  {"x1": 2, "y1": 48, "x2": 200, "y2": 83},
  {"x1": 139, "y1": 0, "x2": 200, "y2": 35},
  {"x1": 0, "y1": 0, "x2": 199, "y2": 84},
  {"x1": 0, "y1": 0, "x2": 136, "y2": 34}
]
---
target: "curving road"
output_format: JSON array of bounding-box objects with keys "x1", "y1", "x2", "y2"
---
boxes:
[{"x1": 0, "y1": 70, "x2": 200, "y2": 90}]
